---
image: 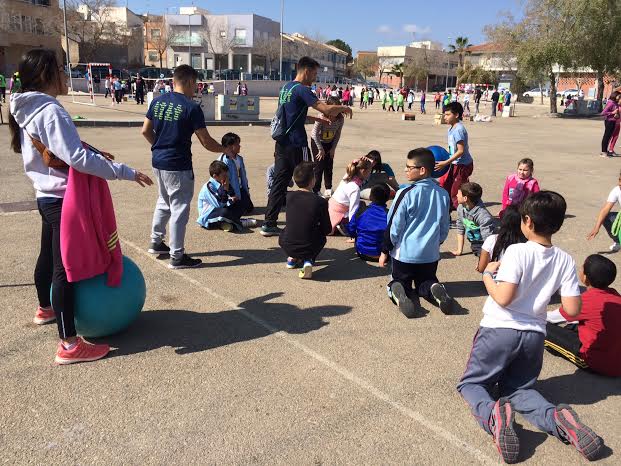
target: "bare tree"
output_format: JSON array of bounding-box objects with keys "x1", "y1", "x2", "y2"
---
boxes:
[
  {"x1": 253, "y1": 36, "x2": 281, "y2": 75},
  {"x1": 354, "y1": 54, "x2": 379, "y2": 81},
  {"x1": 200, "y1": 17, "x2": 238, "y2": 72},
  {"x1": 149, "y1": 21, "x2": 180, "y2": 70}
]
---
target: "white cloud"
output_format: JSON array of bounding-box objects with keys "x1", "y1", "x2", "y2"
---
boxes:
[
  {"x1": 403, "y1": 24, "x2": 431, "y2": 35},
  {"x1": 376, "y1": 25, "x2": 393, "y2": 34}
]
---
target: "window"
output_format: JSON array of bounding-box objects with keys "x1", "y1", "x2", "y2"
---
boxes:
[
  {"x1": 234, "y1": 28, "x2": 247, "y2": 45},
  {"x1": 22, "y1": 15, "x2": 32, "y2": 33},
  {"x1": 219, "y1": 30, "x2": 226, "y2": 38},
  {"x1": 148, "y1": 51, "x2": 158, "y2": 62},
  {"x1": 34, "y1": 18, "x2": 44, "y2": 35},
  {"x1": 151, "y1": 28, "x2": 161, "y2": 39},
  {"x1": 10, "y1": 15, "x2": 21, "y2": 32}
]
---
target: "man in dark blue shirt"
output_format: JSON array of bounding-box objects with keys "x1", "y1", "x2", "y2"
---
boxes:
[
  {"x1": 261, "y1": 56, "x2": 353, "y2": 236},
  {"x1": 141, "y1": 65, "x2": 223, "y2": 269}
]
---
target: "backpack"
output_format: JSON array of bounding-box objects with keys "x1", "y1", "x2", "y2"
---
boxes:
[
  {"x1": 270, "y1": 83, "x2": 304, "y2": 142},
  {"x1": 508, "y1": 175, "x2": 536, "y2": 205}
]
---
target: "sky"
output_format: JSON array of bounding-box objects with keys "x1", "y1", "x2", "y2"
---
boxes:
[{"x1": 127, "y1": 0, "x2": 523, "y2": 53}]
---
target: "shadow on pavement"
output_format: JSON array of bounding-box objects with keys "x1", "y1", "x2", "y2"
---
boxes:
[
  {"x1": 103, "y1": 292, "x2": 351, "y2": 357},
  {"x1": 535, "y1": 369, "x2": 621, "y2": 405},
  {"x1": 514, "y1": 422, "x2": 548, "y2": 462},
  {"x1": 312, "y1": 248, "x2": 389, "y2": 282},
  {"x1": 191, "y1": 247, "x2": 284, "y2": 267},
  {"x1": 443, "y1": 280, "x2": 488, "y2": 298}
]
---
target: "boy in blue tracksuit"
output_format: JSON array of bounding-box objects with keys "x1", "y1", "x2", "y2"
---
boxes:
[
  {"x1": 347, "y1": 184, "x2": 389, "y2": 261},
  {"x1": 217, "y1": 132, "x2": 253, "y2": 215},
  {"x1": 379, "y1": 148, "x2": 458, "y2": 318}
]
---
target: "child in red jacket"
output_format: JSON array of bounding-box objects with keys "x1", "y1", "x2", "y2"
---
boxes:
[{"x1": 546, "y1": 254, "x2": 621, "y2": 377}]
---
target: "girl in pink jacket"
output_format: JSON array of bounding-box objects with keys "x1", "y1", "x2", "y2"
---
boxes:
[{"x1": 500, "y1": 158, "x2": 540, "y2": 218}]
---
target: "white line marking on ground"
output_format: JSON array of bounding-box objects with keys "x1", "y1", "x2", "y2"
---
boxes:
[{"x1": 122, "y1": 238, "x2": 495, "y2": 463}]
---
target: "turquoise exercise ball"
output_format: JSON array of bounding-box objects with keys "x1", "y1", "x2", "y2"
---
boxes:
[
  {"x1": 54, "y1": 256, "x2": 146, "y2": 338},
  {"x1": 428, "y1": 145, "x2": 451, "y2": 178}
]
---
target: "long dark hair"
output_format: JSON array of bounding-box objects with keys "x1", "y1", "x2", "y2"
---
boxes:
[
  {"x1": 366, "y1": 150, "x2": 383, "y2": 173},
  {"x1": 492, "y1": 206, "x2": 527, "y2": 261},
  {"x1": 9, "y1": 49, "x2": 63, "y2": 154}
]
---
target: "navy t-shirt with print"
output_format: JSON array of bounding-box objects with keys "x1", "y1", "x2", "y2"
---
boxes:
[
  {"x1": 146, "y1": 92, "x2": 206, "y2": 171},
  {"x1": 279, "y1": 81, "x2": 318, "y2": 147}
]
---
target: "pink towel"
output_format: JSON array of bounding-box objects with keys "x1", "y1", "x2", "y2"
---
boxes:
[{"x1": 60, "y1": 167, "x2": 123, "y2": 286}]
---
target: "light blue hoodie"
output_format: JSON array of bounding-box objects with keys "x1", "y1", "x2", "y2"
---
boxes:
[
  {"x1": 217, "y1": 153, "x2": 249, "y2": 199},
  {"x1": 383, "y1": 177, "x2": 450, "y2": 264},
  {"x1": 10, "y1": 92, "x2": 135, "y2": 198}
]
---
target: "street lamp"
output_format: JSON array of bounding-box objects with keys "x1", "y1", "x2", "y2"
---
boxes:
[
  {"x1": 188, "y1": 13, "x2": 192, "y2": 67},
  {"x1": 446, "y1": 36, "x2": 451, "y2": 90},
  {"x1": 279, "y1": 0, "x2": 283, "y2": 81}
]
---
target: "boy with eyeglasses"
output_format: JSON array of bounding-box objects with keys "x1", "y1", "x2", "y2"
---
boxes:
[{"x1": 379, "y1": 148, "x2": 458, "y2": 318}]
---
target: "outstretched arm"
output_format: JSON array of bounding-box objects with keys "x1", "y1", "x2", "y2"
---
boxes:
[
  {"x1": 195, "y1": 128, "x2": 224, "y2": 153},
  {"x1": 313, "y1": 101, "x2": 353, "y2": 119}
]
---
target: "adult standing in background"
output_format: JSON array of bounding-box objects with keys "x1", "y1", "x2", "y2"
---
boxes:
[
  {"x1": 491, "y1": 88, "x2": 500, "y2": 116},
  {"x1": 134, "y1": 74, "x2": 145, "y2": 105},
  {"x1": 474, "y1": 87, "x2": 482, "y2": 113}
]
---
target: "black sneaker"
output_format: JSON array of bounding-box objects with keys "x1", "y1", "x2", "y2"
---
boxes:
[
  {"x1": 260, "y1": 225, "x2": 282, "y2": 237},
  {"x1": 389, "y1": 282, "x2": 421, "y2": 318},
  {"x1": 431, "y1": 283, "x2": 457, "y2": 315},
  {"x1": 148, "y1": 241, "x2": 170, "y2": 254},
  {"x1": 168, "y1": 254, "x2": 202, "y2": 269}
]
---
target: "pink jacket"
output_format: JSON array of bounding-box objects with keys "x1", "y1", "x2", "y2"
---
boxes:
[
  {"x1": 60, "y1": 167, "x2": 123, "y2": 286},
  {"x1": 501, "y1": 174, "x2": 540, "y2": 212}
]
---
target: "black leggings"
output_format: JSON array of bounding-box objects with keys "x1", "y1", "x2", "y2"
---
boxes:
[
  {"x1": 389, "y1": 258, "x2": 438, "y2": 301},
  {"x1": 311, "y1": 140, "x2": 335, "y2": 192},
  {"x1": 544, "y1": 323, "x2": 588, "y2": 369},
  {"x1": 602, "y1": 120, "x2": 617, "y2": 153},
  {"x1": 35, "y1": 199, "x2": 76, "y2": 339}
]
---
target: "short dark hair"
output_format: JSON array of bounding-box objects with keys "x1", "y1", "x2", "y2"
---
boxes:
[
  {"x1": 297, "y1": 56, "x2": 320, "y2": 71},
  {"x1": 584, "y1": 254, "x2": 617, "y2": 289},
  {"x1": 519, "y1": 191, "x2": 566, "y2": 235},
  {"x1": 221, "y1": 132, "x2": 240, "y2": 147},
  {"x1": 173, "y1": 65, "x2": 198, "y2": 85},
  {"x1": 407, "y1": 148, "x2": 435, "y2": 175},
  {"x1": 293, "y1": 161, "x2": 314, "y2": 188},
  {"x1": 445, "y1": 102, "x2": 464, "y2": 120},
  {"x1": 370, "y1": 184, "x2": 390, "y2": 205},
  {"x1": 326, "y1": 96, "x2": 341, "y2": 105},
  {"x1": 518, "y1": 158, "x2": 534, "y2": 171},
  {"x1": 459, "y1": 182, "x2": 483, "y2": 203},
  {"x1": 209, "y1": 160, "x2": 228, "y2": 177}
]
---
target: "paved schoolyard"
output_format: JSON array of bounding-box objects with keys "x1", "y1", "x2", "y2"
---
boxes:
[{"x1": 1, "y1": 98, "x2": 620, "y2": 465}]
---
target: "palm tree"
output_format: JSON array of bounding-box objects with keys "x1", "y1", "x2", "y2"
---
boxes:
[
  {"x1": 448, "y1": 36, "x2": 473, "y2": 70},
  {"x1": 389, "y1": 63, "x2": 405, "y2": 88}
]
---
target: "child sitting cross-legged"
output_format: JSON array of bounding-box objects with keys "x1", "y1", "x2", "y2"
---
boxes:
[
  {"x1": 196, "y1": 161, "x2": 256, "y2": 232},
  {"x1": 346, "y1": 183, "x2": 390, "y2": 262},
  {"x1": 546, "y1": 254, "x2": 621, "y2": 377},
  {"x1": 217, "y1": 132, "x2": 254, "y2": 217},
  {"x1": 453, "y1": 182, "x2": 496, "y2": 258},
  {"x1": 279, "y1": 162, "x2": 332, "y2": 279}
]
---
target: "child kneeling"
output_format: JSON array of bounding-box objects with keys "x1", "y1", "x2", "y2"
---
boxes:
[
  {"x1": 347, "y1": 184, "x2": 389, "y2": 261},
  {"x1": 279, "y1": 162, "x2": 331, "y2": 279},
  {"x1": 196, "y1": 161, "x2": 254, "y2": 231},
  {"x1": 453, "y1": 182, "x2": 496, "y2": 257}
]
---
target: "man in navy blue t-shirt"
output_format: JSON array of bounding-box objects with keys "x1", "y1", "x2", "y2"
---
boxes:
[
  {"x1": 141, "y1": 65, "x2": 223, "y2": 269},
  {"x1": 261, "y1": 56, "x2": 353, "y2": 237}
]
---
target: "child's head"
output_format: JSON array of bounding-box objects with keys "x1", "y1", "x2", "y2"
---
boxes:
[
  {"x1": 293, "y1": 161, "x2": 315, "y2": 189},
  {"x1": 492, "y1": 206, "x2": 526, "y2": 261},
  {"x1": 366, "y1": 150, "x2": 383, "y2": 173},
  {"x1": 444, "y1": 102, "x2": 464, "y2": 124},
  {"x1": 326, "y1": 96, "x2": 341, "y2": 106},
  {"x1": 405, "y1": 148, "x2": 435, "y2": 181},
  {"x1": 517, "y1": 158, "x2": 534, "y2": 180},
  {"x1": 582, "y1": 254, "x2": 617, "y2": 289},
  {"x1": 209, "y1": 160, "x2": 229, "y2": 185},
  {"x1": 519, "y1": 191, "x2": 566, "y2": 238},
  {"x1": 370, "y1": 184, "x2": 390, "y2": 206},
  {"x1": 345, "y1": 157, "x2": 373, "y2": 182},
  {"x1": 457, "y1": 182, "x2": 483, "y2": 206},
  {"x1": 221, "y1": 132, "x2": 241, "y2": 155}
]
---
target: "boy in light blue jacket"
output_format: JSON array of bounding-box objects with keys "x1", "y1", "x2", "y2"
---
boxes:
[
  {"x1": 379, "y1": 148, "x2": 458, "y2": 318},
  {"x1": 217, "y1": 132, "x2": 253, "y2": 215}
]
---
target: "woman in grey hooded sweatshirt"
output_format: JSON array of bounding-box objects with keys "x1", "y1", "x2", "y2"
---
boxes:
[{"x1": 9, "y1": 49, "x2": 153, "y2": 365}]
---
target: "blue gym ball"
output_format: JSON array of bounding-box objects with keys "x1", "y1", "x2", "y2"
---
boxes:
[
  {"x1": 428, "y1": 145, "x2": 451, "y2": 178},
  {"x1": 53, "y1": 256, "x2": 146, "y2": 338}
]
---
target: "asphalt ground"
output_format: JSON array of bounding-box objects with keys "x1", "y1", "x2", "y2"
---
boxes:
[{"x1": 1, "y1": 98, "x2": 620, "y2": 465}]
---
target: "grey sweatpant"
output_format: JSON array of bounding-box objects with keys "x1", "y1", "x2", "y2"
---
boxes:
[
  {"x1": 457, "y1": 327, "x2": 560, "y2": 438},
  {"x1": 151, "y1": 168, "x2": 194, "y2": 260}
]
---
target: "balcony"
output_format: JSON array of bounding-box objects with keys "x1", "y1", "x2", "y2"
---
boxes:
[{"x1": 170, "y1": 32, "x2": 203, "y2": 47}]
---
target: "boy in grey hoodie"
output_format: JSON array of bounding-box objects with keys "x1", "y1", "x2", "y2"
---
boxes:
[{"x1": 452, "y1": 182, "x2": 496, "y2": 257}]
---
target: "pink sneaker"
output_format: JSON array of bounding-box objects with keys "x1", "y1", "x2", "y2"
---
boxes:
[
  {"x1": 33, "y1": 306, "x2": 56, "y2": 325},
  {"x1": 54, "y1": 337, "x2": 110, "y2": 365}
]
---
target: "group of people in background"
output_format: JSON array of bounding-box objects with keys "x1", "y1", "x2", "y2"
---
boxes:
[{"x1": 0, "y1": 71, "x2": 22, "y2": 104}]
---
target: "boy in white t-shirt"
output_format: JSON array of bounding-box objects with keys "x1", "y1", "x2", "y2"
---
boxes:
[
  {"x1": 587, "y1": 170, "x2": 621, "y2": 252},
  {"x1": 458, "y1": 191, "x2": 603, "y2": 463}
]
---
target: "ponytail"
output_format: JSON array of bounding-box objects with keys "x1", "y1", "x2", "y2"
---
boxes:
[{"x1": 344, "y1": 157, "x2": 372, "y2": 182}]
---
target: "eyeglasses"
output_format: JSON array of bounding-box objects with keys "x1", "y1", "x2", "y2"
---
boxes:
[{"x1": 405, "y1": 165, "x2": 423, "y2": 171}]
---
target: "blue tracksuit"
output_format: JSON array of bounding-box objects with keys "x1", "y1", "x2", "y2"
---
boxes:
[
  {"x1": 347, "y1": 203, "x2": 388, "y2": 257},
  {"x1": 196, "y1": 178, "x2": 242, "y2": 230}
]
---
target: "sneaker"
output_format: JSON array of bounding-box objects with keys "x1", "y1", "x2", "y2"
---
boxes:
[
  {"x1": 55, "y1": 337, "x2": 110, "y2": 365},
  {"x1": 323, "y1": 189, "x2": 332, "y2": 198},
  {"x1": 148, "y1": 241, "x2": 170, "y2": 254},
  {"x1": 336, "y1": 224, "x2": 347, "y2": 236},
  {"x1": 554, "y1": 404, "x2": 603, "y2": 461},
  {"x1": 286, "y1": 257, "x2": 302, "y2": 269},
  {"x1": 169, "y1": 254, "x2": 202, "y2": 269},
  {"x1": 260, "y1": 225, "x2": 282, "y2": 237},
  {"x1": 33, "y1": 306, "x2": 56, "y2": 325},
  {"x1": 388, "y1": 282, "x2": 421, "y2": 318},
  {"x1": 609, "y1": 243, "x2": 621, "y2": 252},
  {"x1": 299, "y1": 260, "x2": 313, "y2": 279},
  {"x1": 430, "y1": 283, "x2": 457, "y2": 315},
  {"x1": 241, "y1": 218, "x2": 257, "y2": 228},
  {"x1": 489, "y1": 398, "x2": 520, "y2": 464},
  {"x1": 220, "y1": 222, "x2": 234, "y2": 232}
]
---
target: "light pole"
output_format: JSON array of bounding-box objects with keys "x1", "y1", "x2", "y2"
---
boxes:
[
  {"x1": 445, "y1": 36, "x2": 451, "y2": 90},
  {"x1": 188, "y1": 14, "x2": 192, "y2": 67},
  {"x1": 279, "y1": 0, "x2": 283, "y2": 80},
  {"x1": 62, "y1": 0, "x2": 74, "y2": 93}
]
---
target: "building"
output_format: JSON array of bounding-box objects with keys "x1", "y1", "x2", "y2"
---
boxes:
[
  {"x1": 376, "y1": 42, "x2": 458, "y2": 90},
  {"x1": 281, "y1": 33, "x2": 348, "y2": 82},
  {"x1": 0, "y1": 0, "x2": 63, "y2": 75},
  {"x1": 143, "y1": 14, "x2": 167, "y2": 68},
  {"x1": 464, "y1": 43, "x2": 516, "y2": 73}
]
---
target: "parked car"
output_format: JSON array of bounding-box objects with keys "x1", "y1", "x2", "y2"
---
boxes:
[
  {"x1": 522, "y1": 88, "x2": 549, "y2": 97},
  {"x1": 556, "y1": 88, "x2": 579, "y2": 97}
]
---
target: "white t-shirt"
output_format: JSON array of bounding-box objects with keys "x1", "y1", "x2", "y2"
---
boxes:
[
  {"x1": 480, "y1": 241, "x2": 580, "y2": 334},
  {"x1": 482, "y1": 234, "x2": 498, "y2": 257},
  {"x1": 332, "y1": 180, "x2": 361, "y2": 220},
  {"x1": 607, "y1": 186, "x2": 621, "y2": 207}
]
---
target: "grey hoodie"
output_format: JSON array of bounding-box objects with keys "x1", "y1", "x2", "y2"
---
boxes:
[
  {"x1": 456, "y1": 200, "x2": 496, "y2": 244},
  {"x1": 10, "y1": 92, "x2": 135, "y2": 198}
]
